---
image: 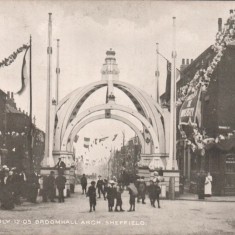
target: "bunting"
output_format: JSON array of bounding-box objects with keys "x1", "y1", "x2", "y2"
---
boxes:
[{"x1": 0, "y1": 44, "x2": 29, "y2": 68}]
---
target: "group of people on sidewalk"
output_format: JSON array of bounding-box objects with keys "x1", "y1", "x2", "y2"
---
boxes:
[{"x1": 82, "y1": 173, "x2": 162, "y2": 213}]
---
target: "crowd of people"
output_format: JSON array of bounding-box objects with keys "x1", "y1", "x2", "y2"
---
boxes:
[
  {"x1": 81, "y1": 173, "x2": 162, "y2": 213},
  {"x1": 0, "y1": 162, "x2": 68, "y2": 210},
  {"x1": 0, "y1": 165, "x2": 40, "y2": 210}
]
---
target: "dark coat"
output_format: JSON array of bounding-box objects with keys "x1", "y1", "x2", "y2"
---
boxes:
[
  {"x1": 55, "y1": 175, "x2": 66, "y2": 189},
  {"x1": 87, "y1": 185, "x2": 96, "y2": 199},
  {"x1": 81, "y1": 176, "x2": 87, "y2": 186},
  {"x1": 97, "y1": 179, "x2": 104, "y2": 189}
]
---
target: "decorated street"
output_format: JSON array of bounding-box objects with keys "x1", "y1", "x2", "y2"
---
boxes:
[{"x1": 0, "y1": 187, "x2": 235, "y2": 235}]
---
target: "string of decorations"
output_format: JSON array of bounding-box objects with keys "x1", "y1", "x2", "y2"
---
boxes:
[
  {"x1": 179, "y1": 11, "x2": 235, "y2": 153},
  {"x1": 0, "y1": 44, "x2": 29, "y2": 68}
]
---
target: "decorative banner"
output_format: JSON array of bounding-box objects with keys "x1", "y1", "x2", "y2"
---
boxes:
[
  {"x1": 83, "y1": 137, "x2": 90, "y2": 148},
  {"x1": 179, "y1": 87, "x2": 201, "y2": 126},
  {"x1": 0, "y1": 44, "x2": 29, "y2": 68}
]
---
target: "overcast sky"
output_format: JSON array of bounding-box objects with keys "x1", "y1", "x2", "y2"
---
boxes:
[{"x1": 0, "y1": 1, "x2": 233, "y2": 171}]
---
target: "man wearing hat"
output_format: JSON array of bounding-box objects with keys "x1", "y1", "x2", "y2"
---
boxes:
[
  {"x1": 96, "y1": 175, "x2": 105, "y2": 199},
  {"x1": 86, "y1": 181, "x2": 96, "y2": 212}
]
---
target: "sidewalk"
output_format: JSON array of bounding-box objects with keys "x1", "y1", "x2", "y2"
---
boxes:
[{"x1": 177, "y1": 192, "x2": 235, "y2": 202}]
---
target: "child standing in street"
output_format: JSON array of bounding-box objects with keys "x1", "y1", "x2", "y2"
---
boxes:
[
  {"x1": 87, "y1": 181, "x2": 96, "y2": 212},
  {"x1": 107, "y1": 180, "x2": 116, "y2": 212},
  {"x1": 115, "y1": 181, "x2": 125, "y2": 212}
]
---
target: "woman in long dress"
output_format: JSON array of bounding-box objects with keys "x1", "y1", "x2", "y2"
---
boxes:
[{"x1": 204, "y1": 172, "x2": 213, "y2": 197}]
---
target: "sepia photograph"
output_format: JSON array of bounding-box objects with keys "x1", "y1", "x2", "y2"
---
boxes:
[{"x1": 0, "y1": 0, "x2": 235, "y2": 234}]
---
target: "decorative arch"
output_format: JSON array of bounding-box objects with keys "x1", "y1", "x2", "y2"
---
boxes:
[{"x1": 54, "y1": 80, "x2": 166, "y2": 153}]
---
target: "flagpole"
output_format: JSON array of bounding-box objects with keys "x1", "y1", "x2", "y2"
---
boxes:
[
  {"x1": 155, "y1": 43, "x2": 160, "y2": 103},
  {"x1": 29, "y1": 35, "x2": 33, "y2": 173},
  {"x1": 169, "y1": 16, "x2": 178, "y2": 170},
  {"x1": 56, "y1": 39, "x2": 60, "y2": 104},
  {"x1": 44, "y1": 13, "x2": 52, "y2": 166}
]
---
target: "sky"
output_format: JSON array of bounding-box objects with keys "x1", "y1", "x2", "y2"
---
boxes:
[{"x1": 0, "y1": 1, "x2": 233, "y2": 173}]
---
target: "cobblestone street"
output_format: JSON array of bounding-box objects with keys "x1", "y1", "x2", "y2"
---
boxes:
[{"x1": 0, "y1": 187, "x2": 235, "y2": 235}]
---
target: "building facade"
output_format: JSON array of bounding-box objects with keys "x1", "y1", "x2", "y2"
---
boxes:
[{"x1": 0, "y1": 90, "x2": 45, "y2": 172}]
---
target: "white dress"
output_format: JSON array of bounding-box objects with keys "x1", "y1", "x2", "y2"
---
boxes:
[{"x1": 204, "y1": 175, "x2": 212, "y2": 196}]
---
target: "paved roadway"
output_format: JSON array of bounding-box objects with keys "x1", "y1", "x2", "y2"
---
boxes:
[{"x1": 0, "y1": 185, "x2": 235, "y2": 235}]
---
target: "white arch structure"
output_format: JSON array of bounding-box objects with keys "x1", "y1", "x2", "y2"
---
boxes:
[{"x1": 52, "y1": 80, "x2": 170, "y2": 168}]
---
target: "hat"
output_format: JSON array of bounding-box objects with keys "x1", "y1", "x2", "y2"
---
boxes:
[
  {"x1": 109, "y1": 180, "x2": 115, "y2": 184},
  {"x1": 2, "y1": 165, "x2": 7, "y2": 169},
  {"x1": 91, "y1": 181, "x2": 96, "y2": 185},
  {"x1": 11, "y1": 167, "x2": 16, "y2": 171},
  {"x1": 153, "y1": 171, "x2": 159, "y2": 176},
  {"x1": 5, "y1": 167, "x2": 9, "y2": 171}
]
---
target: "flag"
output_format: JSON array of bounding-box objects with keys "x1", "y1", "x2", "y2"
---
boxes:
[
  {"x1": 112, "y1": 134, "x2": 118, "y2": 141},
  {"x1": 74, "y1": 135, "x2": 79, "y2": 143},
  {"x1": 99, "y1": 136, "x2": 109, "y2": 142},
  {"x1": 17, "y1": 46, "x2": 30, "y2": 95},
  {"x1": 84, "y1": 137, "x2": 90, "y2": 148},
  {"x1": 164, "y1": 61, "x2": 180, "y2": 106},
  {"x1": 94, "y1": 138, "x2": 97, "y2": 144}
]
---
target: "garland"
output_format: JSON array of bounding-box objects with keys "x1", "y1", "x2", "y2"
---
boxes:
[
  {"x1": 0, "y1": 44, "x2": 29, "y2": 68},
  {"x1": 178, "y1": 11, "x2": 235, "y2": 153}
]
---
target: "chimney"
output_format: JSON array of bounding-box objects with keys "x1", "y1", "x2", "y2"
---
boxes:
[
  {"x1": 182, "y1": 58, "x2": 185, "y2": 65},
  {"x1": 191, "y1": 59, "x2": 193, "y2": 63},
  {"x1": 7, "y1": 91, "x2": 10, "y2": 99},
  {"x1": 11, "y1": 92, "x2": 14, "y2": 99},
  {"x1": 186, "y1": 59, "x2": 189, "y2": 65},
  {"x1": 218, "y1": 18, "x2": 222, "y2": 32},
  {"x1": 19, "y1": 108, "x2": 21, "y2": 112},
  {"x1": 230, "y1": 9, "x2": 233, "y2": 15}
]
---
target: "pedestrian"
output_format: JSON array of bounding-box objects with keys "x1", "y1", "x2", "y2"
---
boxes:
[
  {"x1": 47, "y1": 171, "x2": 56, "y2": 202},
  {"x1": 97, "y1": 175, "x2": 105, "y2": 199},
  {"x1": 42, "y1": 175, "x2": 49, "y2": 202},
  {"x1": 107, "y1": 180, "x2": 116, "y2": 212},
  {"x1": 115, "y1": 181, "x2": 124, "y2": 212},
  {"x1": 204, "y1": 172, "x2": 213, "y2": 197},
  {"x1": 55, "y1": 158, "x2": 66, "y2": 175},
  {"x1": 103, "y1": 179, "x2": 108, "y2": 200},
  {"x1": 0, "y1": 168, "x2": 14, "y2": 210},
  {"x1": 197, "y1": 171, "x2": 205, "y2": 199},
  {"x1": 137, "y1": 177, "x2": 147, "y2": 204},
  {"x1": 127, "y1": 180, "x2": 138, "y2": 212},
  {"x1": 153, "y1": 180, "x2": 161, "y2": 208},
  {"x1": 55, "y1": 171, "x2": 67, "y2": 203},
  {"x1": 148, "y1": 179, "x2": 161, "y2": 208},
  {"x1": 86, "y1": 181, "x2": 96, "y2": 212},
  {"x1": 27, "y1": 171, "x2": 40, "y2": 203},
  {"x1": 81, "y1": 174, "x2": 88, "y2": 195}
]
